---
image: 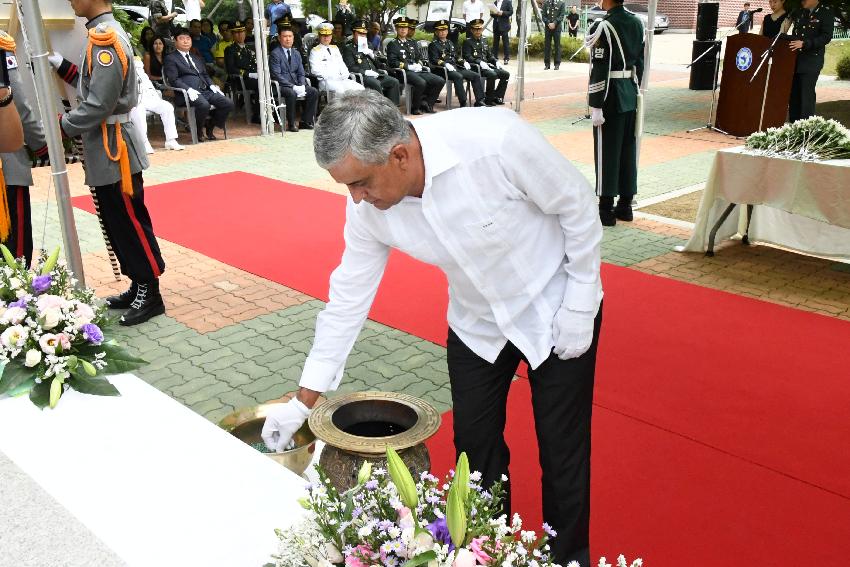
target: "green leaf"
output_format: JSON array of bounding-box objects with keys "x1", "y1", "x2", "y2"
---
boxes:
[
  {"x1": 70, "y1": 372, "x2": 120, "y2": 397},
  {"x1": 80, "y1": 359, "x2": 97, "y2": 376},
  {"x1": 41, "y1": 247, "x2": 60, "y2": 275},
  {"x1": 98, "y1": 343, "x2": 147, "y2": 375},
  {"x1": 0, "y1": 243, "x2": 17, "y2": 269},
  {"x1": 0, "y1": 361, "x2": 35, "y2": 397},
  {"x1": 446, "y1": 482, "x2": 467, "y2": 549},
  {"x1": 455, "y1": 452, "x2": 470, "y2": 504},
  {"x1": 49, "y1": 377, "x2": 63, "y2": 408},
  {"x1": 386, "y1": 446, "x2": 418, "y2": 510},
  {"x1": 401, "y1": 550, "x2": 437, "y2": 567},
  {"x1": 29, "y1": 379, "x2": 51, "y2": 408}
]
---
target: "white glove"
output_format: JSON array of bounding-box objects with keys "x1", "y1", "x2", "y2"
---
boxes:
[
  {"x1": 261, "y1": 398, "x2": 312, "y2": 453},
  {"x1": 210, "y1": 84, "x2": 223, "y2": 95},
  {"x1": 293, "y1": 84, "x2": 306, "y2": 96},
  {"x1": 591, "y1": 107, "x2": 605, "y2": 127},
  {"x1": 479, "y1": 61, "x2": 491, "y2": 70},
  {"x1": 364, "y1": 69, "x2": 380, "y2": 77},
  {"x1": 48, "y1": 52, "x2": 64, "y2": 69},
  {"x1": 464, "y1": 61, "x2": 471, "y2": 70},
  {"x1": 186, "y1": 87, "x2": 200, "y2": 101},
  {"x1": 445, "y1": 63, "x2": 456, "y2": 72},
  {"x1": 495, "y1": 61, "x2": 502, "y2": 69},
  {"x1": 552, "y1": 307, "x2": 595, "y2": 360},
  {"x1": 413, "y1": 63, "x2": 424, "y2": 72},
  {"x1": 248, "y1": 72, "x2": 258, "y2": 79}
]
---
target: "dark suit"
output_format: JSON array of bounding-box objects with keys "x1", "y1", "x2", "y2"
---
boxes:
[
  {"x1": 491, "y1": 0, "x2": 514, "y2": 61},
  {"x1": 735, "y1": 9, "x2": 754, "y2": 33},
  {"x1": 163, "y1": 50, "x2": 234, "y2": 133},
  {"x1": 789, "y1": 4, "x2": 834, "y2": 121},
  {"x1": 268, "y1": 44, "x2": 319, "y2": 127}
]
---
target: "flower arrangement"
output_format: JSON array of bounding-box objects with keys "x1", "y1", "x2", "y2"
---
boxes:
[
  {"x1": 745, "y1": 117, "x2": 850, "y2": 161},
  {"x1": 274, "y1": 448, "x2": 642, "y2": 567},
  {"x1": 0, "y1": 246, "x2": 146, "y2": 409}
]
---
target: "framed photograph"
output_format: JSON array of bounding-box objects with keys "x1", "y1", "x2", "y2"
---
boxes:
[{"x1": 426, "y1": 0, "x2": 453, "y2": 22}]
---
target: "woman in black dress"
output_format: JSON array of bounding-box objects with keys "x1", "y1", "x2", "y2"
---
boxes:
[
  {"x1": 144, "y1": 36, "x2": 168, "y2": 83},
  {"x1": 761, "y1": 0, "x2": 790, "y2": 39}
]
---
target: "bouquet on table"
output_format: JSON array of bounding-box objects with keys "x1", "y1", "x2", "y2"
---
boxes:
[
  {"x1": 745, "y1": 117, "x2": 850, "y2": 161},
  {"x1": 0, "y1": 246, "x2": 146, "y2": 409},
  {"x1": 274, "y1": 448, "x2": 643, "y2": 567}
]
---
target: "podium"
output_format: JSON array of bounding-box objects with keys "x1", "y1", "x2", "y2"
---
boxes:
[{"x1": 715, "y1": 33, "x2": 797, "y2": 137}]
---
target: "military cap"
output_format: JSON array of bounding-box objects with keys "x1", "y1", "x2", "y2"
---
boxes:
[
  {"x1": 275, "y1": 16, "x2": 294, "y2": 30},
  {"x1": 352, "y1": 19, "x2": 368, "y2": 33},
  {"x1": 317, "y1": 21, "x2": 334, "y2": 35},
  {"x1": 434, "y1": 19, "x2": 450, "y2": 30},
  {"x1": 467, "y1": 18, "x2": 485, "y2": 30},
  {"x1": 230, "y1": 23, "x2": 246, "y2": 32},
  {"x1": 393, "y1": 17, "x2": 410, "y2": 28},
  {"x1": 407, "y1": 18, "x2": 420, "y2": 27}
]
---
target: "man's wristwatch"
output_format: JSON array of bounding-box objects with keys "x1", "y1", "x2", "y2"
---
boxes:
[{"x1": 0, "y1": 86, "x2": 13, "y2": 108}]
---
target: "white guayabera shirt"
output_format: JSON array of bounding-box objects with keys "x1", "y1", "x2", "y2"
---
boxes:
[{"x1": 299, "y1": 108, "x2": 603, "y2": 393}]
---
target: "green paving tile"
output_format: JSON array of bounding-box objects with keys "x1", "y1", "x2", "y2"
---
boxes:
[{"x1": 601, "y1": 225, "x2": 687, "y2": 267}]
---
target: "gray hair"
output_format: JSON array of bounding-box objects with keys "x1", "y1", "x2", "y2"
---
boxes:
[{"x1": 313, "y1": 90, "x2": 411, "y2": 169}]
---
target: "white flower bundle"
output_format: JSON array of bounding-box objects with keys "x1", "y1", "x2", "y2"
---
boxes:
[{"x1": 745, "y1": 117, "x2": 850, "y2": 162}]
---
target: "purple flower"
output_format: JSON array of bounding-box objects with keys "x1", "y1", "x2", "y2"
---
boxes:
[
  {"x1": 81, "y1": 323, "x2": 104, "y2": 345},
  {"x1": 542, "y1": 522, "x2": 558, "y2": 538},
  {"x1": 9, "y1": 298, "x2": 27, "y2": 308},
  {"x1": 365, "y1": 479, "x2": 379, "y2": 490},
  {"x1": 31, "y1": 275, "x2": 52, "y2": 294},
  {"x1": 427, "y1": 517, "x2": 454, "y2": 551}
]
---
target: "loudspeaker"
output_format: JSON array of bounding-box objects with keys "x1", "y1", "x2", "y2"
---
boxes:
[
  {"x1": 689, "y1": 40, "x2": 720, "y2": 90},
  {"x1": 696, "y1": 1, "x2": 720, "y2": 41}
]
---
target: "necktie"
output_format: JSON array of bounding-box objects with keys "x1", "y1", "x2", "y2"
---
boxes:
[
  {"x1": 185, "y1": 53, "x2": 198, "y2": 73},
  {"x1": 286, "y1": 49, "x2": 292, "y2": 67}
]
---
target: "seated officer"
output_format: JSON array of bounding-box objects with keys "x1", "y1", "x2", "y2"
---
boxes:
[
  {"x1": 462, "y1": 19, "x2": 509, "y2": 105},
  {"x1": 386, "y1": 16, "x2": 445, "y2": 114},
  {"x1": 268, "y1": 17, "x2": 319, "y2": 131},
  {"x1": 224, "y1": 23, "x2": 261, "y2": 122},
  {"x1": 342, "y1": 20, "x2": 401, "y2": 105},
  {"x1": 310, "y1": 21, "x2": 365, "y2": 94},
  {"x1": 428, "y1": 19, "x2": 485, "y2": 107}
]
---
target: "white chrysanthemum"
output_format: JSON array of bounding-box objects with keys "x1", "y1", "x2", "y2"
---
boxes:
[
  {"x1": 1, "y1": 325, "x2": 27, "y2": 348},
  {"x1": 1, "y1": 306, "x2": 26, "y2": 325}
]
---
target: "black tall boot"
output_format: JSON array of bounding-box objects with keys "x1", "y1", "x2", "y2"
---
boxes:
[
  {"x1": 599, "y1": 196, "x2": 616, "y2": 227},
  {"x1": 120, "y1": 279, "x2": 165, "y2": 326},
  {"x1": 105, "y1": 281, "x2": 138, "y2": 310},
  {"x1": 615, "y1": 194, "x2": 634, "y2": 222}
]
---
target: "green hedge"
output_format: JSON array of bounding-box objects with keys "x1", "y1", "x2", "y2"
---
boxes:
[
  {"x1": 837, "y1": 53, "x2": 850, "y2": 80},
  {"x1": 410, "y1": 31, "x2": 588, "y2": 62}
]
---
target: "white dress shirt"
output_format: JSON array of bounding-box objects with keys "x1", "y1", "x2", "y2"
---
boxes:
[
  {"x1": 309, "y1": 44, "x2": 365, "y2": 93},
  {"x1": 463, "y1": 0, "x2": 485, "y2": 21},
  {"x1": 299, "y1": 107, "x2": 603, "y2": 393}
]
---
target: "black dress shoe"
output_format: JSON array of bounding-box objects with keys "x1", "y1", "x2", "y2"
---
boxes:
[
  {"x1": 425, "y1": 104, "x2": 436, "y2": 113},
  {"x1": 554, "y1": 64, "x2": 560, "y2": 70},
  {"x1": 205, "y1": 126, "x2": 218, "y2": 141},
  {"x1": 494, "y1": 98, "x2": 505, "y2": 105},
  {"x1": 411, "y1": 109, "x2": 423, "y2": 115},
  {"x1": 106, "y1": 282, "x2": 137, "y2": 310},
  {"x1": 544, "y1": 65, "x2": 550, "y2": 70},
  {"x1": 473, "y1": 101, "x2": 485, "y2": 107},
  {"x1": 298, "y1": 122, "x2": 314, "y2": 130},
  {"x1": 287, "y1": 124, "x2": 299, "y2": 132},
  {"x1": 484, "y1": 99, "x2": 496, "y2": 106},
  {"x1": 599, "y1": 207, "x2": 617, "y2": 227},
  {"x1": 120, "y1": 280, "x2": 165, "y2": 326},
  {"x1": 615, "y1": 201, "x2": 634, "y2": 222}
]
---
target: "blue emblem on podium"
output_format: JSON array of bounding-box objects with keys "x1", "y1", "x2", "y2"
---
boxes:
[{"x1": 736, "y1": 47, "x2": 753, "y2": 71}]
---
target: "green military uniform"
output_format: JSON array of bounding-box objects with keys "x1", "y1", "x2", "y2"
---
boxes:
[
  {"x1": 588, "y1": 3, "x2": 644, "y2": 223},
  {"x1": 788, "y1": 2, "x2": 834, "y2": 122},
  {"x1": 385, "y1": 17, "x2": 445, "y2": 114},
  {"x1": 462, "y1": 20, "x2": 509, "y2": 105},
  {"x1": 342, "y1": 21, "x2": 401, "y2": 105},
  {"x1": 541, "y1": 0, "x2": 566, "y2": 69},
  {"x1": 224, "y1": 33, "x2": 260, "y2": 121},
  {"x1": 148, "y1": 0, "x2": 173, "y2": 42},
  {"x1": 428, "y1": 20, "x2": 485, "y2": 107}
]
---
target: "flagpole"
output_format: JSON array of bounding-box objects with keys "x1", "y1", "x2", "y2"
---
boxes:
[{"x1": 514, "y1": 0, "x2": 529, "y2": 112}]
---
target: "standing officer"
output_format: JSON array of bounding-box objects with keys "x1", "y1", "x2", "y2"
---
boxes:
[
  {"x1": 0, "y1": 31, "x2": 48, "y2": 267},
  {"x1": 342, "y1": 20, "x2": 400, "y2": 105},
  {"x1": 541, "y1": 0, "x2": 566, "y2": 69},
  {"x1": 788, "y1": 0, "x2": 834, "y2": 122},
  {"x1": 60, "y1": 0, "x2": 166, "y2": 325},
  {"x1": 148, "y1": 0, "x2": 177, "y2": 47},
  {"x1": 386, "y1": 17, "x2": 445, "y2": 114},
  {"x1": 429, "y1": 19, "x2": 485, "y2": 107},
  {"x1": 587, "y1": 0, "x2": 644, "y2": 226},
  {"x1": 462, "y1": 19, "x2": 509, "y2": 105}
]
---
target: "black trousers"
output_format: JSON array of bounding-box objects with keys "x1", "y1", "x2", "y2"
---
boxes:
[
  {"x1": 481, "y1": 67, "x2": 510, "y2": 101},
  {"x1": 363, "y1": 74, "x2": 401, "y2": 105},
  {"x1": 493, "y1": 29, "x2": 510, "y2": 61},
  {"x1": 447, "y1": 305, "x2": 602, "y2": 567},
  {"x1": 544, "y1": 26, "x2": 562, "y2": 66},
  {"x1": 789, "y1": 71, "x2": 819, "y2": 122},
  {"x1": 93, "y1": 172, "x2": 165, "y2": 282},
  {"x1": 442, "y1": 69, "x2": 473, "y2": 106},
  {"x1": 184, "y1": 88, "x2": 234, "y2": 131},
  {"x1": 593, "y1": 108, "x2": 637, "y2": 198},
  {"x1": 568, "y1": 26, "x2": 578, "y2": 37},
  {"x1": 4, "y1": 185, "x2": 32, "y2": 267},
  {"x1": 405, "y1": 70, "x2": 445, "y2": 109},
  {"x1": 277, "y1": 84, "x2": 319, "y2": 127}
]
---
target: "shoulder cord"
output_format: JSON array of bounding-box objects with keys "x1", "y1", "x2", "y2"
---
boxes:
[
  {"x1": 585, "y1": 18, "x2": 629, "y2": 103},
  {"x1": 0, "y1": 33, "x2": 17, "y2": 240},
  {"x1": 87, "y1": 26, "x2": 133, "y2": 196}
]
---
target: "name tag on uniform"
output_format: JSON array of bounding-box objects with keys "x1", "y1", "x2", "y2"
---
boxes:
[
  {"x1": 5, "y1": 54, "x2": 17, "y2": 69},
  {"x1": 594, "y1": 48, "x2": 605, "y2": 59}
]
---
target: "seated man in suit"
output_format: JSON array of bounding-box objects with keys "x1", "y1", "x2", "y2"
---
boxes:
[
  {"x1": 164, "y1": 27, "x2": 234, "y2": 141},
  {"x1": 309, "y1": 21, "x2": 364, "y2": 94},
  {"x1": 268, "y1": 17, "x2": 319, "y2": 132}
]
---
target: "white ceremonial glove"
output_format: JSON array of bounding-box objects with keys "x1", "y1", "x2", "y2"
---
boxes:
[
  {"x1": 186, "y1": 87, "x2": 200, "y2": 101},
  {"x1": 364, "y1": 69, "x2": 380, "y2": 77},
  {"x1": 552, "y1": 307, "x2": 595, "y2": 360},
  {"x1": 495, "y1": 60, "x2": 502, "y2": 69},
  {"x1": 261, "y1": 397, "x2": 312, "y2": 453},
  {"x1": 48, "y1": 52, "x2": 64, "y2": 69},
  {"x1": 248, "y1": 72, "x2": 258, "y2": 79},
  {"x1": 210, "y1": 84, "x2": 223, "y2": 95},
  {"x1": 293, "y1": 84, "x2": 306, "y2": 96},
  {"x1": 479, "y1": 61, "x2": 491, "y2": 70},
  {"x1": 464, "y1": 61, "x2": 471, "y2": 70},
  {"x1": 591, "y1": 107, "x2": 605, "y2": 127},
  {"x1": 445, "y1": 63, "x2": 456, "y2": 72}
]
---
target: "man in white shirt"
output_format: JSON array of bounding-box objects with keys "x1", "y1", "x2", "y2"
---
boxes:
[
  {"x1": 309, "y1": 22, "x2": 365, "y2": 94},
  {"x1": 262, "y1": 90, "x2": 602, "y2": 566},
  {"x1": 183, "y1": 0, "x2": 204, "y2": 21},
  {"x1": 463, "y1": 0, "x2": 485, "y2": 22}
]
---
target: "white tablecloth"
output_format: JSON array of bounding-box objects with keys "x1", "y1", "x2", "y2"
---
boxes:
[
  {"x1": 0, "y1": 374, "x2": 306, "y2": 567},
  {"x1": 683, "y1": 147, "x2": 850, "y2": 260}
]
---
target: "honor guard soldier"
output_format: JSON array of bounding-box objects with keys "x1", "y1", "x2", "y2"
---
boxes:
[
  {"x1": 60, "y1": 1, "x2": 166, "y2": 325},
  {"x1": 587, "y1": 0, "x2": 644, "y2": 226},
  {"x1": 428, "y1": 19, "x2": 485, "y2": 107},
  {"x1": 541, "y1": 0, "x2": 566, "y2": 69},
  {"x1": 787, "y1": 0, "x2": 834, "y2": 122},
  {"x1": 462, "y1": 19, "x2": 509, "y2": 106},
  {"x1": 342, "y1": 20, "x2": 400, "y2": 105},
  {"x1": 0, "y1": 32, "x2": 49, "y2": 267},
  {"x1": 310, "y1": 22, "x2": 365, "y2": 94},
  {"x1": 386, "y1": 17, "x2": 445, "y2": 114}
]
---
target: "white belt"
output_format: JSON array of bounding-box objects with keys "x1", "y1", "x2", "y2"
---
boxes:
[
  {"x1": 105, "y1": 113, "x2": 130, "y2": 124},
  {"x1": 609, "y1": 70, "x2": 635, "y2": 79}
]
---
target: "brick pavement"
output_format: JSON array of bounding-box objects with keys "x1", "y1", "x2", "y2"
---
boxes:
[{"x1": 23, "y1": 59, "x2": 850, "y2": 425}]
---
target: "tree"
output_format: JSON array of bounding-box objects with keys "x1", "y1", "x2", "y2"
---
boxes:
[
  {"x1": 783, "y1": 0, "x2": 850, "y2": 29},
  {"x1": 300, "y1": 0, "x2": 428, "y2": 30}
]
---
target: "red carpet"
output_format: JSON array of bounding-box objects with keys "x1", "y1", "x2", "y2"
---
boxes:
[{"x1": 74, "y1": 172, "x2": 850, "y2": 565}]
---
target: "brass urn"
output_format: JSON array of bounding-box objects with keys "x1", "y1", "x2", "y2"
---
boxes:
[{"x1": 309, "y1": 391, "x2": 441, "y2": 493}]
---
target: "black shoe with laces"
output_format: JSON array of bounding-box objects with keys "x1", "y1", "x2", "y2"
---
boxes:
[
  {"x1": 615, "y1": 201, "x2": 634, "y2": 222},
  {"x1": 106, "y1": 282, "x2": 137, "y2": 310},
  {"x1": 120, "y1": 280, "x2": 165, "y2": 326}
]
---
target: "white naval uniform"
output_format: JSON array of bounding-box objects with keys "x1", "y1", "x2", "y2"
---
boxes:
[{"x1": 309, "y1": 43, "x2": 364, "y2": 94}]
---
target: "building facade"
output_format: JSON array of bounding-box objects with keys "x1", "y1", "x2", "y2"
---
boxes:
[{"x1": 576, "y1": 0, "x2": 771, "y2": 30}]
